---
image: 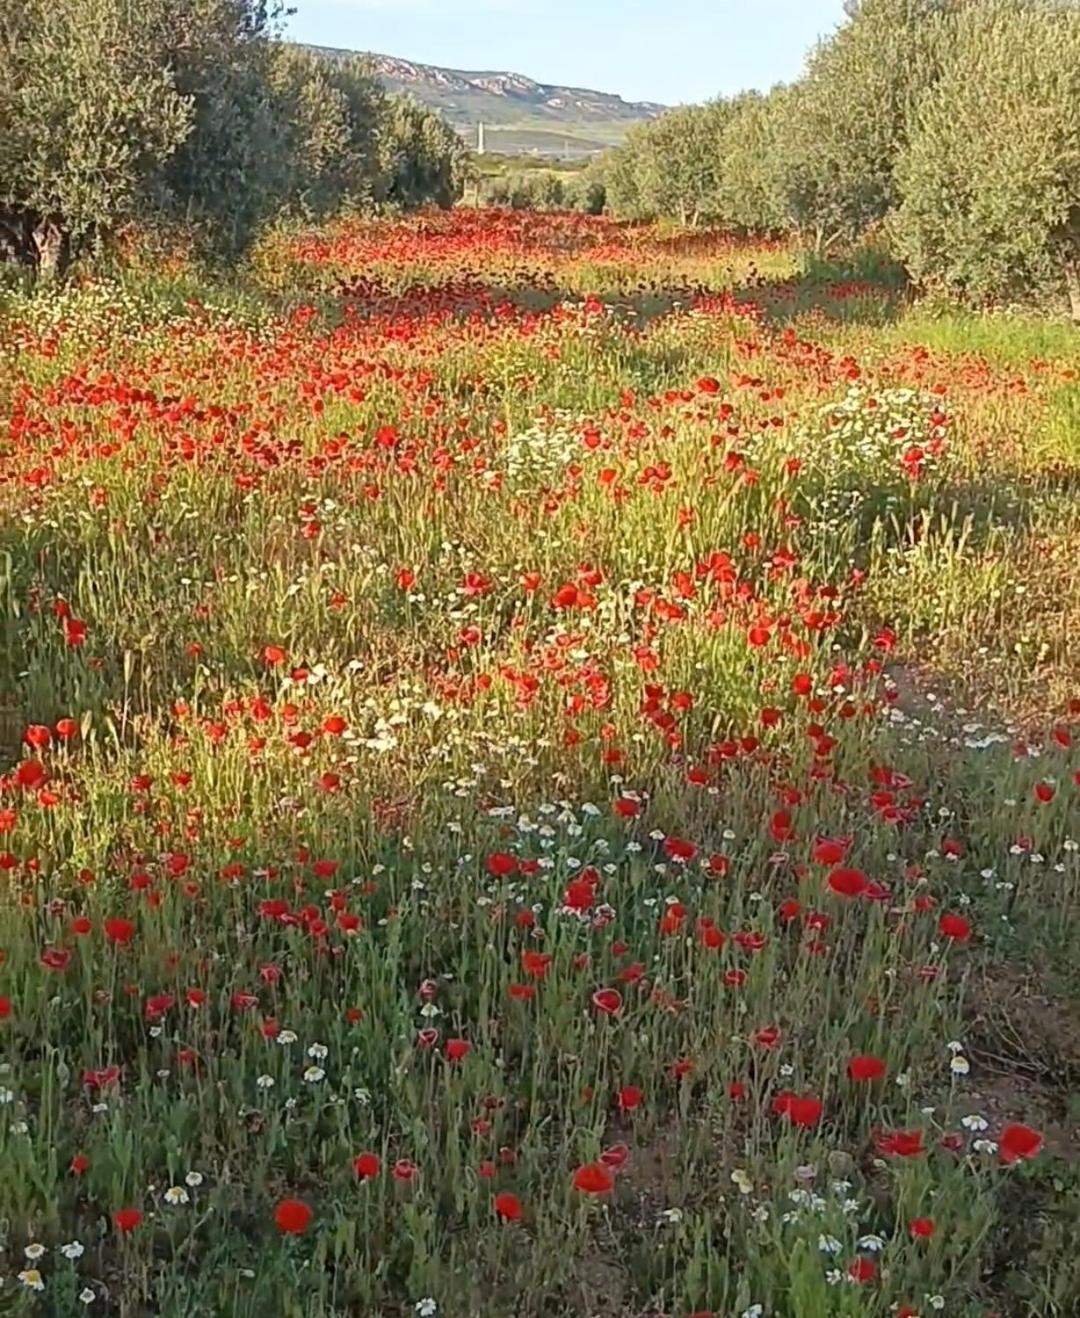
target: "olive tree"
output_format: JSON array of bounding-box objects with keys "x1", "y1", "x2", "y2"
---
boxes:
[
  {"x1": 892, "y1": 0, "x2": 1080, "y2": 318},
  {"x1": 782, "y1": 0, "x2": 952, "y2": 250},
  {"x1": 604, "y1": 101, "x2": 734, "y2": 226},
  {"x1": 269, "y1": 47, "x2": 385, "y2": 217},
  {"x1": 0, "y1": 0, "x2": 285, "y2": 274},
  {"x1": 714, "y1": 88, "x2": 793, "y2": 233},
  {"x1": 0, "y1": 0, "x2": 191, "y2": 276},
  {"x1": 379, "y1": 97, "x2": 468, "y2": 211},
  {"x1": 154, "y1": 0, "x2": 286, "y2": 258}
]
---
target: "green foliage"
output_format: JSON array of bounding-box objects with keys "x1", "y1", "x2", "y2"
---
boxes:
[
  {"x1": 604, "y1": 101, "x2": 735, "y2": 225},
  {"x1": 0, "y1": 0, "x2": 192, "y2": 274},
  {"x1": 891, "y1": 0, "x2": 1080, "y2": 316},
  {"x1": 379, "y1": 96, "x2": 469, "y2": 211},
  {"x1": 0, "y1": 9, "x2": 468, "y2": 278},
  {"x1": 781, "y1": 0, "x2": 951, "y2": 249},
  {"x1": 714, "y1": 89, "x2": 792, "y2": 233},
  {"x1": 477, "y1": 167, "x2": 605, "y2": 215},
  {"x1": 156, "y1": 0, "x2": 286, "y2": 260},
  {"x1": 268, "y1": 48, "x2": 384, "y2": 219},
  {"x1": 594, "y1": 0, "x2": 1080, "y2": 316}
]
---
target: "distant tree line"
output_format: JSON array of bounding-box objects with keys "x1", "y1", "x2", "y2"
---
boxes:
[
  {"x1": 599, "y1": 0, "x2": 1080, "y2": 317},
  {"x1": 476, "y1": 169, "x2": 606, "y2": 215},
  {"x1": 0, "y1": 0, "x2": 468, "y2": 278}
]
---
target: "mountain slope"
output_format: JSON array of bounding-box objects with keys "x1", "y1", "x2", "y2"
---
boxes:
[{"x1": 305, "y1": 46, "x2": 665, "y2": 154}]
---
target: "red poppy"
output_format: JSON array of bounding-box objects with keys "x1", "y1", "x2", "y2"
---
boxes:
[
  {"x1": 445, "y1": 1039, "x2": 471, "y2": 1062},
  {"x1": 573, "y1": 1162, "x2": 615, "y2": 1194},
  {"x1": 938, "y1": 913, "x2": 972, "y2": 942},
  {"x1": 770, "y1": 809, "x2": 794, "y2": 842},
  {"x1": 273, "y1": 1199, "x2": 312, "y2": 1234},
  {"x1": 563, "y1": 874, "x2": 598, "y2": 911},
  {"x1": 263, "y1": 645, "x2": 287, "y2": 666},
  {"x1": 70, "y1": 1153, "x2": 90, "y2": 1175},
  {"x1": 493, "y1": 1192, "x2": 523, "y2": 1221},
  {"x1": 812, "y1": 837, "x2": 849, "y2": 865},
  {"x1": 734, "y1": 930, "x2": 767, "y2": 952},
  {"x1": 847, "y1": 1054, "x2": 886, "y2": 1082},
  {"x1": 699, "y1": 922, "x2": 726, "y2": 949},
  {"x1": 15, "y1": 759, "x2": 47, "y2": 790},
  {"x1": 40, "y1": 947, "x2": 72, "y2": 972},
  {"x1": 599, "y1": 1142, "x2": 630, "y2": 1170},
  {"x1": 827, "y1": 867, "x2": 868, "y2": 897},
  {"x1": 847, "y1": 1257, "x2": 877, "y2": 1283},
  {"x1": 591, "y1": 988, "x2": 622, "y2": 1015},
  {"x1": 0, "y1": 995, "x2": 10, "y2": 1020},
  {"x1": 485, "y1": 851, "x2": 518, "y2": 878},
  {"x1": 352, "y1": 1152, "x2": 381, "y2": 1180},
  {"x1": 113, "y1": 1207, "x2": 143, "y2": 1233},
  {"x1": 771, "y1": 1092, "x2": 823, "y2": 1127},
  {"x1": 521, "y1": 950, "x2": 553, "y2": 979},
  {"x1": 145, "y1": 994, "x2": 174, "y2": 1021},
  {"x1": 999, "y1": 1123, "x2": 1043, "y2": 1164},
  {"x1": 617, "y1": 1085, "x2": 643, "y2": 1111},
  {"x1": 104, "y1": 917, "x2": 136, "y2": 945},
  {"x1": 392, "y1": 1159, "x2": 418, "y2": 1182},
  {"x1": 83, "y1": 1065, "x2": 121, "y2": 1089},
  {"x1": 659, "y1": 905, "x2": 686, "y2": 936},
  {"x1": 663, "y1": 836, "x2": 698, "y2": 863},
  {"x1": 909, "y1": 1217, "x2": 935, "y2": 1238},
  {"x1": 875, "y1": 1128, "x2": 925, "y2": 1158}
]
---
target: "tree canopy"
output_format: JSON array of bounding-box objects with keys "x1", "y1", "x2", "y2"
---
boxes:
[
  {"x1": 0, "y1": 5, "x2": 468, "y2": 277},
  {"x1": 891, "y1": 0, "x2": 1080, "y2": 315},
  {"x1": 600, "y1": 0, "x2": 1080, "y2": 316}
]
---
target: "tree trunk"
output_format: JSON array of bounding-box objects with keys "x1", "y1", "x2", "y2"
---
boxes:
[
  {"x1": 1065, "y1": 258, "x2": 1080, "y2": 325},
  {"x1": 0, "y1": 210, "x2": 35, "y2": 267},
  {"x1": 32, "y1": 218, "x2": 71, "y2": 282}
]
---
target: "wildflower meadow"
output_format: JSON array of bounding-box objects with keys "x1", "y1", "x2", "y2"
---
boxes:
[{"x1": 1, "y1": 209, "x2": 1078, "y2": 1317}]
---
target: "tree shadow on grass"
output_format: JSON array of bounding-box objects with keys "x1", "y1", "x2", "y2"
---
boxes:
[
  {"x1": 739, "y1": 250, "x2": 912, "y2": 329},
  {"x1": 326, "y1": 244, "x2": 911, "y2": 333}
]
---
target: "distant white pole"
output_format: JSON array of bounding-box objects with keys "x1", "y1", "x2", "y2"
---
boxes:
[{"x1": 478, "y1": 122, "x2": 486, "y2": 155}]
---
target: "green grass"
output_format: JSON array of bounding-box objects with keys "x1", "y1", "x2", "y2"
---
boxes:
[{"x1": 0, "y1": 212, "x2": 1078, "y2": 1317}]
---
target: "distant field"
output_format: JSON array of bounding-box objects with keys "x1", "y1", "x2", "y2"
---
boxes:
[
  {"x1": 472, "y1": 152, "x2": 589, "y2": 177},
  {"x1": 468, "y1": 125, "x2": 620, "y2": 157}
]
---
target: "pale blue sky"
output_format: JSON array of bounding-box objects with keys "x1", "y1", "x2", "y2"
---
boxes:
[{"x1": 285, "y1": 0, "x2": 848, "y2": 105}]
